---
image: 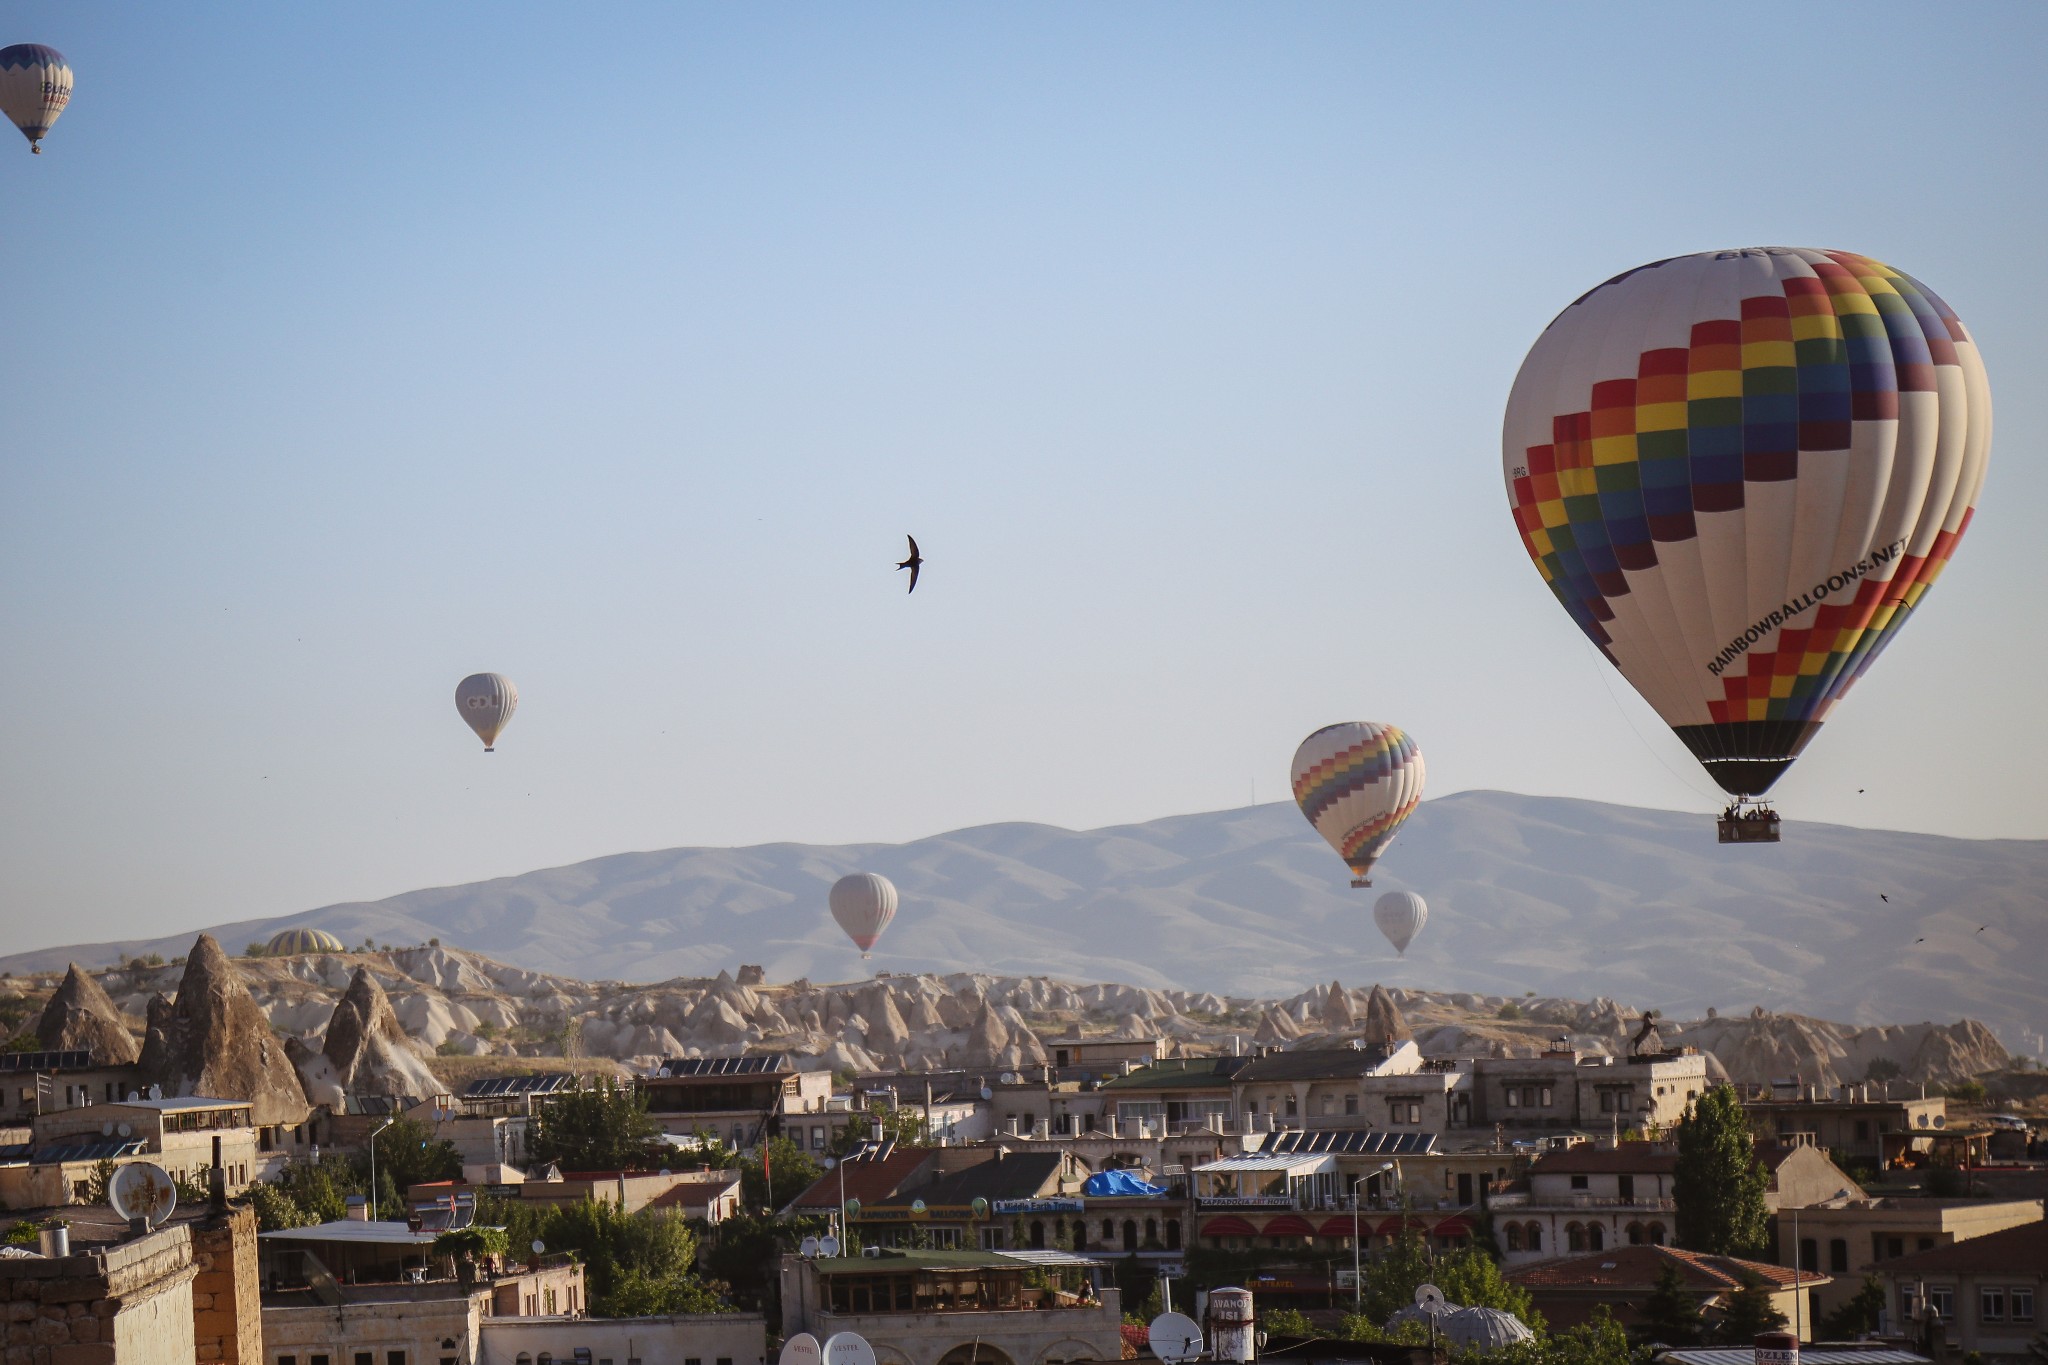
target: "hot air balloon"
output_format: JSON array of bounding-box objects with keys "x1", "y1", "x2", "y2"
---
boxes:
[
  {"x1": 1504, "y1": 249, "x2": 1990, "y2": 838},
  {"x1": 455, "y1": 673, "x2": 518, "y2": 751},
  {"x1": 1291, "y1": 723, "x2": 1425, "y2": 887},
  {"x1": 1373, "y1": 890, "x2": 1427, "y2": 956},
  {"x1": 266, "y1": 927, "x2": 345, "y2": 956},
  {"x1": 0, "y1": 45, "x2": 72, "y2": 153},
  {"x1": 829, "y1": 873, "x2": 897, "y2": 959}
]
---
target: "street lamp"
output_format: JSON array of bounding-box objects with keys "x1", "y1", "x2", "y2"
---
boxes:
[
  {"x1": 367, "y1": 1115, "x2": 396, "y2": 1222},
  {"x1": 1352, "y1": 1161, "x2": 1397, "y2": 1310}
]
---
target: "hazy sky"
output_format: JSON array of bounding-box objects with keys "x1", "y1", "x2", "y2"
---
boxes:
[{"x1": 3, "y1": 3, "x2": 2044, "y2": 954}]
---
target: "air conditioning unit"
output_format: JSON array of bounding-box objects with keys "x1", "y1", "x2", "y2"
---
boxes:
[{"x1": 862, "y1": 1246, "x2": 884, "y2": 1259}]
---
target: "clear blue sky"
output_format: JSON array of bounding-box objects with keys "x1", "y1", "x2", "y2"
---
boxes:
[{"x1": 3, "y1": 3, "x2": 2043, "y2": 952}]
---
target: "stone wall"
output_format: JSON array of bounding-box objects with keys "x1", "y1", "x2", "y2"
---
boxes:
[
  {"x1": 191, "y1": 1206, "x2": 262, "y2": 1365},
  {"x1": 0, "y1": 1223, "x2": 198, "y2": 1365}
]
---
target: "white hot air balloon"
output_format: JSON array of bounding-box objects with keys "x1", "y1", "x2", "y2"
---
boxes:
[
  {"x1": 1373, "y1": 890, "x2": 1428, "y2": 956},
  {"x1": 829, "y1": 873, "x2": 898, "y2": 959},
  {"x1": 455, "y1": 673, "x2": 518, "y2": 751}
]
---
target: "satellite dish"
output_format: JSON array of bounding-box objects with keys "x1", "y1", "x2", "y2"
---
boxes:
[
  {"x1": 116, "y1": 1123, "x2": 132, "y2": 1138},
  {"x1": 147, "y1": 1084, "x2": 162, "y2": 1101},
  {"x1": 1000, "y1": 1072, "x2": 1019, "y2": 1085},
  {"x1": 1415, "y1": 1283, "x2": 1447, "y2": 1315},
  {"x1": 100, "y1": 1122, "x2": 113, "y2": 1137},
  {"x1": 822, "y1": 1156, "x2": 838, "y2": 1170},
  {"x1": 1148, "y1": 1312, "x2": 1204, "y2": 1365},
  {"x1": 822, "y1": 1333, "x2": 878, "y2": 1365},
  {"x1": 125, "y1": 1091, "x2": 139, "y2": 1102},
  {"x1": 108, "y1": 1162, "x2": 177, "y2": 1228},
  {"x1": 819, "y1": 1235, "x2": 840, "y2": 1257},
  {"x1": 531, "y1": 1239, "x2": 545, "y2": 1255},
  {"x1": 779, "y1": 1334, "x2": 824, "y2": 1365},
  {"x1": 659, "y1": 1168, "x2": 672, "y2": 1177},
  {"x1": 799, "y1": 1236, "x2": 822, "y2": 1258},
  {"x1": 980, "y1": 1087, "x2": 993, "y2": 1101}
]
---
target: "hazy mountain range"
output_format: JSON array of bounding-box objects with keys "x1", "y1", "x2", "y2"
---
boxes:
[{"x1": 4, "y1": 791, "x2": 2042, "y2": 1045}]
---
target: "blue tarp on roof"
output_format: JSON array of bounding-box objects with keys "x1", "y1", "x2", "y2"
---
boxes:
[{"x1": 1083, "y1": 1169, "x2": 1167, "y2": 1197}]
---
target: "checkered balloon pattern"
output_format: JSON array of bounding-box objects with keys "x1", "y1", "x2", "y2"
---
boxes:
[{"x1": 1503, "y1": 249, "x2": 1990, "y2": 796}]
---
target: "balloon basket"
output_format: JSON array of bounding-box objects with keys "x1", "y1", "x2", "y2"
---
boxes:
[
  {"x1": 1717, "y1": 802, "x2": 1780, "y2": 844},
  {"x1": 1350, "y1": 878, "x2": 1371, "y2": 888}
]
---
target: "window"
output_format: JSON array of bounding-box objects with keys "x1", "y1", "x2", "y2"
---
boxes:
[
  {"x1": 1538, "y1": 1087, "x2": 1550, "y2": 1106},
  {"x1": 1569, "y1": 1175, "x2": 1588, "y2": 1191},
  {"x1": 1567, "y1": 1223, "x2": 1585, "y2": 1252},
  {"x1": 1506, "y1": 1224, "x2": 1524, "y2": 1252},
  {"x1": 280, "y1": 1358, "x2": 298, "y2": 1365},
  {"x1": 1829, "y1": 1238, "x2": 1848, "y2": 1273},
  {"x1": 1599, "y1": 1092, "x2": 1613, "y2": 1114},
  {"x1": 1884, "y1": 1236, "x2": 1904, "y2": 1260},
  {"x1": 1626, "y1": 1222, "x2": 1643, "y2": 1246},
  {"x1": 1798, "y1": 1238, "x2": 1817, "y2": 1272},
  {"x1": 386, "y1": 1355, "x2": 406, "y2": 1365},
  {"x1": 1505, "y1": 1087, "x2": 1520, "y2": 1108},
  {"x1": 1854, "y1": 1119, "x2": 1870, "y2": 1141},
  {"x1": 811, "y1": 1125, "x2": 825, "y2": 1150},
  {"x1": 1982, "y1": 1287, "x2": 2006, "y2": 1323},
  {"x1": 1617, "y1": 1175, "x2": 1634, "y2": 1202},
  {"x1": 1284, "y1": 1095, "x2": 1298, "y2": 1118},
  {"x1": 1918, "y1": 1237, "x2": 1934, "y2": 1252},
  {"x1": 2012, "y1": 1287, "x2": 2034, "y2": 1322},
  {"x1": 1165, "y1": 1219, "x2": 1181, "y2": 1250},
  {"x1": 1526, "y1": 1223, "x2": 1541, "y2": 1251},
  {"x1": 356, "y1": 1354, "x2": 374, "y2": 1365},
  {"x1": 1587, "y1": 1223, "x2": 1604, "y2": 1251},
  {"x1": 1320, "y1": 1095, "x2": 1335, "y2": 1116},
  {"x1": 1927, "y1": 1286, "x2": 1953, "y2": 1321},
  {"x1": 1646, "y1": 1222, "x2": 1665, "y2": 1246},
  {"x1": 1408, "y1": 1103, "x2": 1421, "y2": 1124},
  {"x1": 981, "y1": 1226, "x2": 1005, "y2": 1249},
  {"x1": 312, "y1": 1358, "x2": 330, "y2": 1365},
  {"x1": 1345, "y1": 1096, "x2": 1357, "y2": 1115}
]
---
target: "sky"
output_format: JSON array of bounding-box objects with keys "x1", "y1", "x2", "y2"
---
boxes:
[{"x1": 2, "y1": 3, "x2": 2044, "y2": 954}]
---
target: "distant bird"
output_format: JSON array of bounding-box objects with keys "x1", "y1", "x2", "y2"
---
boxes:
[
  {"x1": 896, "y1": 535, "x2": 923, "y2": 593},
  {"x1": 1977, "y1": 925, "x2": 1987, "y2": 932},
  {"x1": 1879, "y1": 894, "x2": 1889, "y2": 902},
  {"x1": 1858, "y1": 788, "x2": 1866, "y2": 794},
  {"x1": 1914, "y1": 937, "x2": 1925, "y2": 944}
]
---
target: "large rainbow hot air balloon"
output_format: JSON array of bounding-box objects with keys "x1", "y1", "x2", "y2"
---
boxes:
[
  {"x1": 1290, "y1": 722, "x2": 1425, "y2": 887},
  {"x1": 1504, "y1": 249, "x2": 1990, "y2": 808},
  {"x1": 0, "y1": 45, "x2": 72, "y2": 153}
]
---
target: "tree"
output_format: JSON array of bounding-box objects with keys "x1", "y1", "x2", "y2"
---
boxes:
[
  {"x1": 740, "y1": 1136, "x2": 823, "y2": 1213},
  {"x1": 540, "y1": 1199, "x2": 724, "y2": 1316},
  {"x1": 1638, "y1": 1262, "x2": 1703, "y2": 1345},
  {"x1": 1862, "y1": 1058, "x2": 1902, "y2": 1084},
  {"x1": 527, "y1": 1078, "x2": 667, "y2": 1172},
  {"x1": 361, "y1": 1116, "x2": 462, "y2": 1196},
  {"x1": 247, "y1": 1181, "x2": 314, "y2": 1233},
  {"x1": 271, "y1": 1154, "x2": 363, "y2": 1225},
  {"x1": 1714, "y1": 1272, "x2": 1788, "y2": 1342},
  {"x1": 1673, "y1": 1087, "x2": 1769, "y2": 1257},
  {"x1": 1822, "y1": 1274, "x2": 1887, "y2": 1338},
  {"x1": 1945, "y1": 1079, "x2": 1988, "y2": 1103},
  {"x1": 1351, "y1": 1231, "x2": 1539, "y2": 1329},
  {"x1": 700, "y1": 1210, "x2": 825, "y2": 1315}
]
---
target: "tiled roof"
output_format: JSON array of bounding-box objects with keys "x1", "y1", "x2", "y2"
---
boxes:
[
  {"x1": 1529, "y1": 1145, "x2": 1678, "y2": 1175},
  {"x1": 1506, "y1": 1244, "x2": 1820, "y2": 1292},
  {"x1": 1096, "y1": 1058, "x2": 1250, "y2": 1091},
  {"x1": 784, "y1": 1149, "x2": 938, "y2": 1213},
  {"x1": 869, "y1": 1152, "x2": 1063, "y2": 1209},
  {"x1": 1232, "y1": 1048, "x2": 1402, "y2": 1082},
  {"x1": 1879, "y1": 1218, "x2": 2048, "y2": 1276}
]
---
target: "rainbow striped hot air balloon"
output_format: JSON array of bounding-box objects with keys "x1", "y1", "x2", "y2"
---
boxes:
[
  {"x1": 1290, "y1": 722, "x2": 1425, "y2": 887},
  {"x1": 266, "y1": 927, "x2": 346, "y2": 956},
  {"x1": 1504, "y1": 248, "x2": 1990, "y2": 804}
]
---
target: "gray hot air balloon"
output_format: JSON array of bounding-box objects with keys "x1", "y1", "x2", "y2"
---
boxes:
[
  {"x1": 1373, "y1": 890, "x2": 1427, "y2": 956},
  {"x1": 829, "y1": 873, "x2": 898, "y2": 959},
  {"x1": 455, "y1": 673, "x2": 518, "y2": 751}
]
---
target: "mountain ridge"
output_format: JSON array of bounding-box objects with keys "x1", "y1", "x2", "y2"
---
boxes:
[{"x1": 4, "y1": 790, "x2": 2042, "y2": 1044}]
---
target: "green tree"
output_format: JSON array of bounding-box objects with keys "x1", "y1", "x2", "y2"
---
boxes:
[
  {"x1": 1260, "y1": 1307, "x2": 1317, "y2": 1338},
  {"x1": 1714, "y1": 1272, "x2": 1789, "y2": 1342},
  {"x1": 740, "y1": 1135, "x2": 823, "y2": 1213},
  {"x1": 272, "y1": 1154, "x2": 362, "y2": 1224},
  {"x1": 527, "y1": 1078, "x2": 667, "y2": 1172},
  {"x1": 1862, "y1": 1058, "x2": 1902, "y2": 1083},
  {"x1": 1673, "y1": 1087, "x2": 1770, "y2": 1256},
  {"x1": 700, "y1": 1209, "x2": 826, "y2": 1315},
  {"x1": 540, "y1": 1198, "x2": 724, "y2": 1316},
  {"x1": 247, "y1": 1181, "x2": 314, "y2": 1233},
  {"x1": 1945, "y1": 1079, "x2": 1988, "y2": 1103},
  {"x1": 1637, "y1": 1262, "x2": 1703, "y2": 1345},
  {"x1": 359, "y1": 1116, "x2": 462, "y2": 1197},
  {"x1": 1821, "y1": 1274, "x2": 1886, "y2": 1338}
]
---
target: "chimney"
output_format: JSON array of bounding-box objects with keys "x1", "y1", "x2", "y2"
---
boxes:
[{"x1": 209, "y1": 1134, "x2": 227, "y2": 1213}]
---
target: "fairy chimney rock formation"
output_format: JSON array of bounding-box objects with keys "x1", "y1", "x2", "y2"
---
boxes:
[
  {"x1": 1361, "y1": 984, "x2": 1411, "y2": 1048},
  {"x1": 137, "y1": 934, "x2": 311, "y2": 1125},
  {"x1": 36, "y1": 964, "x2": 140, "y2": 1064},
  {"x1": 1321, "y1": 980, "x2": 1356, "y2": 1031},
  {"x1": 320, "y1": 966, "x2": 441, "y2": 1100}
]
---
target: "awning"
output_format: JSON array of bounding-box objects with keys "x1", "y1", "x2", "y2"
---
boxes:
[
  {"x1": 1002, "y1": 1250, "x2": 1107, "y2": 1269},
  {"x1": 1192, "y1": 1152, "x2": 1338, "y2": 1176},
  {"x1": 1199, "y1": 1215, "x2": 1257, "y2": 1238},
  {"x1": 1433, "y1": 1216, "x2": 1473, "y2": 1236},
  {"x1": 1317, "y1": 1216, "x2": 1364, "y2": 1239},
  {"x1": 1261, "y1": 1215, "x2": 1314, "y2": 1237}
]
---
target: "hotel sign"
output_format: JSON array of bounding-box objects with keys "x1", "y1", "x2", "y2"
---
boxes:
[{"x1": 993, "y1": 1198, "x2": 1085, "y2": 1214}]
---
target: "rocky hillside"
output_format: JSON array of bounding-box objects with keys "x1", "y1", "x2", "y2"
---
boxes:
[
  {"x1": 5, "y1": 792, "x2": 2041, "y2": 1045},
  {"x1": 1, "y1": 941, "x2": 2011, "y2": 1101}
]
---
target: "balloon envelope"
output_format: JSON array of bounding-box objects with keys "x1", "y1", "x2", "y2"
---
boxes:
[
  {"x1": 266, "y1": 928, "x2": 345, "y2": 956},
  {"x1": 829, "y1": 873, "x2": 898, "y2": 958},
  {"x1": 1373, "y1": 891, "x2": 1427, "y2": 956},
  {"x1": 1504, "y1": 248, "x2": 1990, "y2": 797},
  {"x1": 1290, "y1": 723, "x2": 1425, "y2": 886},
  {"x1": 0, "y1": 45, "x2": 72, "y2": 151},
  {"x1": 455, "y1": 673, "x2": 518, "y2": 750}
]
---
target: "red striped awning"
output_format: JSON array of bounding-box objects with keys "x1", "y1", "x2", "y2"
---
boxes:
[
  {"x1": 1200, "y1": 1215, "x2": 1257, "y2": 1238},
  {"x1": 1261, "y1": 1215, "x2": 1314, "y2": 1237},
  {"x1": 1317, "y1": 1216, "x2": 1363, "y2": 1239}
]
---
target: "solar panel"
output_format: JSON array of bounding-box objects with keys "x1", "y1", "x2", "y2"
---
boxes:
[
  {"x1": 658, "y1": 1054, "x2": 789, "y2": 1077},
  {"x1": 1264, "y1": 1129, "x2": 1437, "y2": 1155},
  {"x1": 0, "y1": 1051, "x2": 93, "y2": 1073},
  {"x1": 32, "y1": 1137, "x2": 147, "y2": 1164},
  {"x1": 459, "y1": 1072, "x2": 577, "y2": 1099}
]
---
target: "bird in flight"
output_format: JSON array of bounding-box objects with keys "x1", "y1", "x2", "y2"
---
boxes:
[
  {"x1": 1879, "y1": 894, "x2": 1889, "y2": 903},
  {"x1": 897, "y1": 535, "x2": 923, "y2": 594},
  {"x1": 1914, "y1": 937, "x2": 1925, "y2": 944}
]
